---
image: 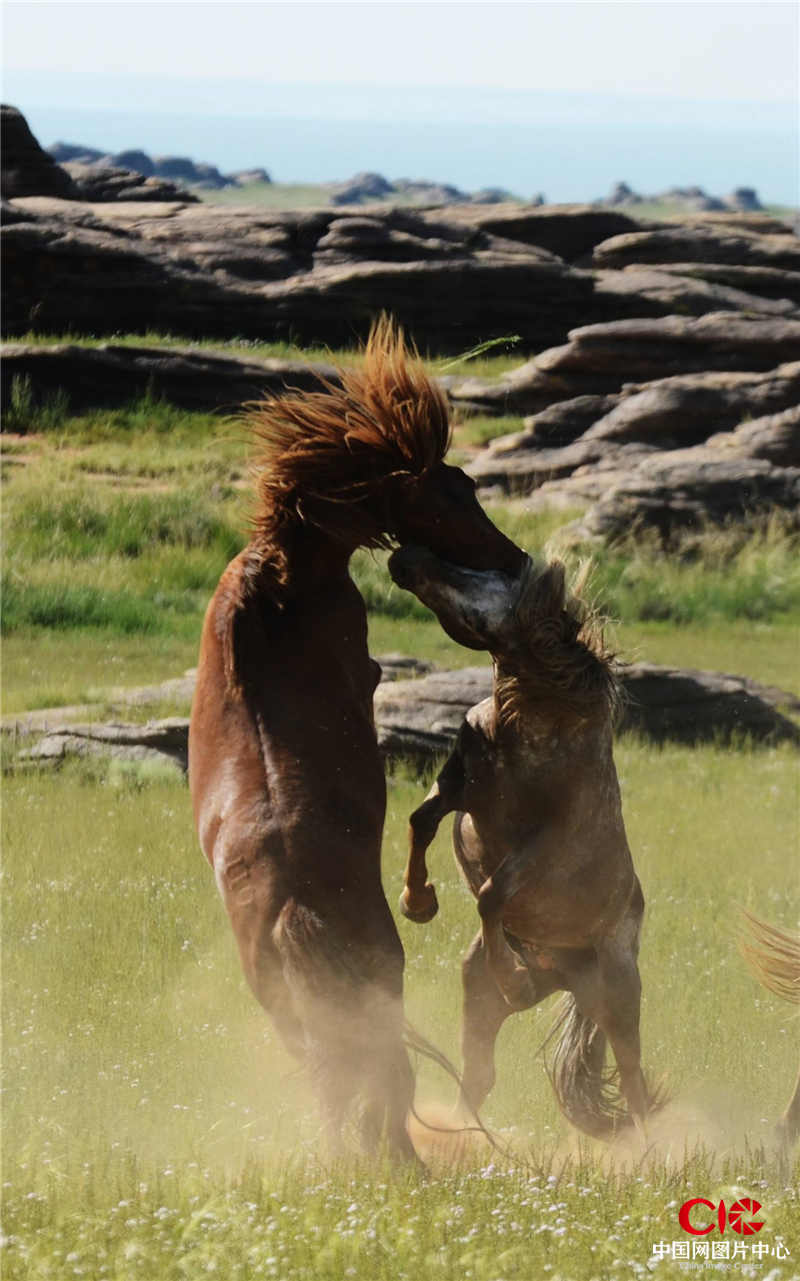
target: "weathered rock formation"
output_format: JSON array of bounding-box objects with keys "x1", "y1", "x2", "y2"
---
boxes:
[
  {"x1": 2, "y1": 104, "x2": 75, "y2": 199},
  {"x1": 0, "y1": 342, "x2": 341, "y2": 419},
  {"x1": 452, "y1": 315, "x2": 800, "y2": 416},
  {"x1": 2, "y1": 196, "x2": 597, "y2": 351},
  {"x1": 12, "y1": 661, "x2": 798, "y2": 772},
  {"x1": 600, "y1": 181, "x2": 765, "y2": 214},
  {"x1": 5, "y1": 105, "x2": 797, "y2": 352},
  {"x1": 469, "y1": 362, "x2": 800, "y2": 538},
  {"x1": 375, "y1": 664, "x2": 800, "y2": 758},
  {"x1": 558, "y1": 451, "x2": 800, "y2": 543},
  {"x1": 61, "y1": 162, "x2": 197, "y2": 203}
]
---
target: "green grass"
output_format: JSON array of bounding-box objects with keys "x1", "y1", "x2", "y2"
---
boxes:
[
  {"x1": 3, "y1": 385, "x2": 800, "y2": 1277},
  {"x1": 2, "y1": 748, "x2": 798, "y2": 1278},
  {"x1": 7, "y1": 334, "x2": 523, "y2": 381},
  {"x1": 3, "y1": 415, "x2": 800, "y2": 719},
  {"x1": 199, "y1": 180, "x2": 336, "y2": 208}
]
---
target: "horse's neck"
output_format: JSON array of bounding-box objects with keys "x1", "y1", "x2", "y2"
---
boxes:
[
  {"x1": 250, "y1": 522, "x2": 356, "y2": 598},
  {"x1": 492, "y1": 655, "x2": 560, "y2": 741}
]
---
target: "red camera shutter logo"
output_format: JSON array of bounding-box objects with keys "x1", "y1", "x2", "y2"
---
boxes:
[
  {"x1": 727, "y1": 1199, "x2": 764, "y2": 1235},
  {"x1": 678, "y1": 1197, "x2": 764, "y2": 1236}
]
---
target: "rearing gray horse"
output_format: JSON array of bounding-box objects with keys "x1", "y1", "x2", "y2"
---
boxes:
[{"x1": 389, "y1": 545, "x2": 660, "y2": 1138}]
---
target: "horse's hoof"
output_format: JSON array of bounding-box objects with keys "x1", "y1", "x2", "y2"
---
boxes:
[{"x1": 399, "y1": 884, "x2": 439, "y2": 923}]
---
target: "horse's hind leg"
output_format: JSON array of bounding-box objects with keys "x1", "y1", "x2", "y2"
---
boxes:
[
  {"x1": 217, "y1": 853, "x2": 305, "y2": 1058},
  {"x1": 569, "y1": 901, "x2": 650, "y2": 1132},
  {"x1": 477, "y1": 852, "x2": 541, "y2": 1009},
  {"x1": 459, "y1": 930, "x2": 557, "y2": 1117}
]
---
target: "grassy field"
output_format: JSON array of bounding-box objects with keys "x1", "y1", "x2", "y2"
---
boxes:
[{"x1": 2, "y1": 379, "x2": 799, "y2": 1279}]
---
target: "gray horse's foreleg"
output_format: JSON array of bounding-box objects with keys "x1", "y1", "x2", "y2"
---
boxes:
[{"x1": 400, "y1": 746, "x2": 465, "y2": 923}]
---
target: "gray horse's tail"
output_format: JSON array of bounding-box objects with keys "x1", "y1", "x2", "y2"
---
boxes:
[{"x1": 547, "y1": 994, "x2": 630, "y2": 1139}]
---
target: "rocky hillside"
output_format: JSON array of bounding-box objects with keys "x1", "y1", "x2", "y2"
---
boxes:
[{"x1": 3, "y1": 105, "x2": 799, "y2": 543}]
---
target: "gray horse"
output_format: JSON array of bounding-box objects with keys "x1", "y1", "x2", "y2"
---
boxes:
[{"x1": 390, "y1": 546, "x2": 660, "y2": 1138}]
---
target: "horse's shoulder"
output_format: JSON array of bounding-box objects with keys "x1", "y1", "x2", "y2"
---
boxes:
[{"x1": 207, "y1": 548, "x2": 279, "y2": 697}]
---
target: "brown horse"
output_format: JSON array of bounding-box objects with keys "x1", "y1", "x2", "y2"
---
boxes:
[
  {"x1": 389, "y1": 546, "x2": 659, "y2": 1138},
  {"x1": 188, "y1": 320, "x2": 525, "y2": 1160},
  {"x1": 740, "y1": 910, "x2": 800, "y2": 1147}
]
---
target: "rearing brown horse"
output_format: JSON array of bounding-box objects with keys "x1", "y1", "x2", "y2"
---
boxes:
[{"x1": 188, "y1": 320, "x2": 524, "y2": 1160}]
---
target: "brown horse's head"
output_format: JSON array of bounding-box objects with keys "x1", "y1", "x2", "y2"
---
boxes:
[{"x1": 245, "y1": 317, "x2": 525, "y2": 586}]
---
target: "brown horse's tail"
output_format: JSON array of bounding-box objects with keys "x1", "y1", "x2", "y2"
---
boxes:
[
  {"x1": 739, "y1": 910, "x2": 800, "y2": 1005},
  {"x1": 547, "y1": 995, "x2": 631, "y2": 1139}
]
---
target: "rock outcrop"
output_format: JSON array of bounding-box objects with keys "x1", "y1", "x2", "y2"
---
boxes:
[
  {"x1": 1, "y1": 104, "x2": 75, "y2": 199},
  {"x1": 0, "y1": 342, "x2": 341, "y2": 419},
  {"x1": 375, "y1": 664, "x2": 800, "y2": 758},
  {"x1": 469, "y1": 362, "x2": 800, "y2": 537},
  {"x1": 452, "y1": 315, "x2": 800, "y2": 416},
  {"x1": 2, "y1": 197, "x2": 596, "y2": 351},
  {"x1": 61, "y1": 162, "x2": 198, "y2": 203},
  {"x1": 4, "y1": 106, "x2": 799, "y2": 355},
  {"x1": 12, "y1": 661, "x2": 797, "y2": 772}
]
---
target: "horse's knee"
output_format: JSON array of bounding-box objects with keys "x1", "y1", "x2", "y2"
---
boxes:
[{"x1": 476, "y1": 876, "x2": 503, "y2": 922}]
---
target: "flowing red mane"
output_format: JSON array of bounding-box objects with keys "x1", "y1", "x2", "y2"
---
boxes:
[{"x1": 244, "y1": 317, "x2": 451, "y2": 585}]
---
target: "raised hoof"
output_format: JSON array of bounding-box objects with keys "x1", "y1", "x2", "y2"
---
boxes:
[{"x1": 399, "y1": 884, "x2": 439, "y2": 924}]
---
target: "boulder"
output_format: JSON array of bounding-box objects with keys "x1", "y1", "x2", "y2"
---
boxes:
[
  {"x1": 581, "y1": 363, "x2": 800, "y2": 448},
  {"x1": 375, "y1": 663, "x2": 799, "y2": 760},
  {"x1": 704, "y1": 404, "x2": 800, "y2": 467},
  {"x1": 564, "y1": 452, "x2": 800, "y2": 543},
  {"x1": 48, "y1": 141, "x2": 105, "y2": 165},
  {"x1": 61, "y1": 162, "x2": 198, "y2": 203},
  {"x1": 329, "y1": 171, "x2": 395, "y2": 204},
  {"x1": 1, "y1": 104, "x2": 75, "y2": 198},
  {"x1": 23, "y1": 718, "x2": 189, "y2": 772},
  {"x1": 619, "y1": 664, "x2": 799, "y2": 745},
  {"x1": 110, "y1": 149, "x2": 155, "y2": 176},
  {"x1": 0, "y1": 341, "x2": 342, "y2": 421},
  {"x1": 593, "y1": 226, "x2": 800, "y2": 271},
  {"x1": 229, "y1": 168, "x2": 272, "y2": 186},
  {"x1": 424, "y1": 203, "x2": 643, "y2": 262},
  {"x1": 450, "y1": 314, "x2": 800, "y2": 416}
]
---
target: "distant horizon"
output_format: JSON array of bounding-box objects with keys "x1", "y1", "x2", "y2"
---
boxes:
[{"x1": 10, "y1": 86, "x2": 798, "y2": 207}]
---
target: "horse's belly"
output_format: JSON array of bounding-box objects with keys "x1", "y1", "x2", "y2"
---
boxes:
[{"x1": 454, "y1": 807, "x2": 635, "y2": 948}]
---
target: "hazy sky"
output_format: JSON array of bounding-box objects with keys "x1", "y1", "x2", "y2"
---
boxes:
[{"x1": 4, "y1": 1, "x2": 798, "y2": 105}]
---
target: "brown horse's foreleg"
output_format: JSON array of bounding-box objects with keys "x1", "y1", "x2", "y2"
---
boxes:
[
  {"x1": 477, "y1": 848, "x2": 542, "y2": 1009},
  {"x1": 400, "y1": 745, "x2": 465, "y2": 923}
]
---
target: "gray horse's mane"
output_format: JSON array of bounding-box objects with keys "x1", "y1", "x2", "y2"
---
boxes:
[{"x1": 495, "y1": 558, "x2": 619, "y2": 728}]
